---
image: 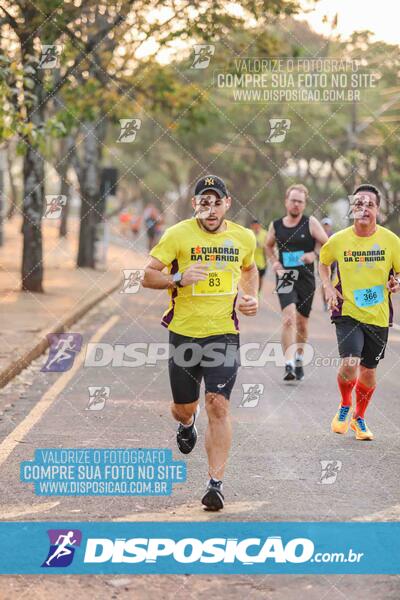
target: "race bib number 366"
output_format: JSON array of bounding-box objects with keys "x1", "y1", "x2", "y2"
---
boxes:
[
  {"x1": 192, "y1": 271, "x2": 234, "y2": 296},
  {"x1": 353, "y1": 285, "x2": 384, "y2": 308}
]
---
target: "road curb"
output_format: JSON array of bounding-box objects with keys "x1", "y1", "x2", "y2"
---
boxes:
[{"x1": 0, "y1": 276, "x2": 122, "y2": 390}]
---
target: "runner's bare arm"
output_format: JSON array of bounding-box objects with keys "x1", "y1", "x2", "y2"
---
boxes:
[
  {"x1": 240, "y1": 262, "x2": 258, "y2": 296},
  {"x1": 318, "y1": 261, "x2": 331, "y2": 288},
  {"x1": 319, "y1": 261, "x2": 343, "y2": 308},
  {"x1": 302, "y1": 216, "x2": 330, "y2": 263},
  {"x1": 142, "y1": 257, "x2": 175, "y2": 289},
  {"x1": 312, "y1": 215, "x2": 329, "y2": 250},
  {"x1": 238, "y1": 262, "x2": 259, "y2": 316},
  {"x1": 142, "y1": 257, "x2": 208, "y2": 289},
  {"x1": 266, "y1": 222, "x2": 282, "y2": 272},
  {"x1": 387, "y1": 273, "x2": 400, "y2": 294}
]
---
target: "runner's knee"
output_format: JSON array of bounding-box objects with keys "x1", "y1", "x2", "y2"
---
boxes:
[
  {"x1": 340, "y1": 359, "x2": 358, "y2": 380},
  {"x1": 282, "y1": 311, "x2": 296, "y2": 328},
  {"x1": 205, "y1": 393, "x2": 229, "y2": 420}
]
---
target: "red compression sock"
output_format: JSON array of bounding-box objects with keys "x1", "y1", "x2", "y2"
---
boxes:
[
  {"x1": 354, "y1": 380, "x2": 376, "y2": 419},
  {"x1": 337, "y1": 375, "x2": 356, "y2": 407}
]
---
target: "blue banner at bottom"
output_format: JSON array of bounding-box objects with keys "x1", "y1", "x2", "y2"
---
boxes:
[{"x1": 0, "y1": 522, "x2": 398, "y2": 574}]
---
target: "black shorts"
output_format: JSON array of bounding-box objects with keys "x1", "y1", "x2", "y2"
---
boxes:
[
  {"x1": 333, "y1": 316, "x2": 389, "y2": 369},
  {"x1": 276, "y1": 270, "x2": 316, "y2": 318},
  {"x1": 258, "y1": 268, "x2": 266, "y2": 278},
  {"x1": 168, "y1": 332, "x2": 240, "y2": 404}
]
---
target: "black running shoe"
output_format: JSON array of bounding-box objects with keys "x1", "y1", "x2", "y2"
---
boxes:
[
  {"x1": 176, "y1": 407, "x2": 199, "y2": 454},
  {"x1": 201, "y1": 479, "x2": 224, "y2": 511},
  {"x1": 295, "y1": 358, "x2": 304, "y2": 381},
  {"x1": 283, "y1": 363, "x2": 296, "y2": 381}
]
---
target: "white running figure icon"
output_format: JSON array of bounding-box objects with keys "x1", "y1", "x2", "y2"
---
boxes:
[
  {"x1": 46, "y1": 335, "x2": 77, "y2": 369},
  {"x1": 46, "y1": 531, "x2": 77, "y2": 566}
]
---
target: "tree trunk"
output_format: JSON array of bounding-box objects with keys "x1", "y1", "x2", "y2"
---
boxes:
[
  {"x1": 6, "y1": 142, "x2": 19, "y2": 219},
  {"x1": 0, "y1": 151, "x2": 4, "y2": 247},
  {"x1": 58, "y1": 136, "x2": 74, "y2": 238},
  {"x1": 59, "y1": 175, "x2": 70, "y2": 238},
  {"x1": 21, "y1": 40, "x2": 45, "y2": 292},
  {"x1": 21, "y1": 144, "x2": 45, "y2": 291},
  {"x1": 76, "y1": 120, "x2": 107, "y2": 268}
]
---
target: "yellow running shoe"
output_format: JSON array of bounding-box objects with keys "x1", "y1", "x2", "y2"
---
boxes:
[
  {"x1": 331, "y1": 404, "x2": 352, "y2": 434},
  {"x1": 350, "y1": 417, "x2": 374, "y2": 441}
]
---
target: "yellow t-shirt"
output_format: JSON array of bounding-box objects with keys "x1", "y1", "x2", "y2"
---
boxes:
[
  {"x1": 150, "y1": 218, "x2": 256, "y2": 337},
  {"x1": 254, "y1": 229, "x2": 268, "y2": 270},
  {"x1": 320, "y1": 225, "x2": 400, "y2": 327}
]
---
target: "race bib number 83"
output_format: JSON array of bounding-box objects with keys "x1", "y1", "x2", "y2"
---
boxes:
[{"x1": 192, "y1": 271, "x2": 234, "y2": 296}]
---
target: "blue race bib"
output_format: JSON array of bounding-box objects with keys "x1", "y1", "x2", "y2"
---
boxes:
[
  {"x1": 282, "y1": 251, "x2": 304, "y2": 268},
  {"x1": 353, "y1": 285, "x2": 384, "y2": 308}
]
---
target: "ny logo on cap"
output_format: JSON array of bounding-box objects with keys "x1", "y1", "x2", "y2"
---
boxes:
[{"x1": 204, "y1": 177, "x2": 215, "y2": 186}]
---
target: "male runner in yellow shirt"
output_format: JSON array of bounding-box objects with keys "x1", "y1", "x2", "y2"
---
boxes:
[
  {"x1": 143, "y1": 175, "x2": 258, "y2": 510},
  {"x1": 319, "y1": 184, "x2": 400, "y2": 440}
]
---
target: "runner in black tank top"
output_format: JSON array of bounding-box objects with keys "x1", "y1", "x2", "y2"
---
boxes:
[
  {"x1": 266, "y1": 184, "x2": 329, "y2": 381},
  {"x1": 274, "y1": 215, "x2": 316, "y2": 278}
]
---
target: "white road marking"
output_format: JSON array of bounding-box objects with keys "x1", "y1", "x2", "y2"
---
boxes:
[
  {"x1": 0, "y1": 501, "x2": 60, "y2": 519},
  {"x1": 353, "y1": 504, "x2": 400, "y2": 522},
  {"x1": 0, "y1": 314, "x2": 120, "y2": 468}
]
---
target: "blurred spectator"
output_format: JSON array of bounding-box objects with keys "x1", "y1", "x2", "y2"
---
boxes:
[
  {"x1": 119, "y1": 210, "x2": 131, "y2": 237},
  {"x1": 143, "y1": 204, "x2": 162, "y2": 251},
  {"x1": 130, "y1": 212, "x2": 142, "y2": 237}
]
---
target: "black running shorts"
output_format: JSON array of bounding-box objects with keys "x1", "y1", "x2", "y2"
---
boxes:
[
  {"x1": 333, "y1": 316, "x2": 389, "y2": 369},
  {"x1": 275, "y1": 270, "x2": 316, "y2": 318},
  {"x1": 168, "y1": 331, "x2": 240, "y2": 404}
]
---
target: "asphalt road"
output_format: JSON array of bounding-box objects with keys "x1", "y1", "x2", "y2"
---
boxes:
[{"x1": 1, "y1": 272, "x2": 400, "y2": 598}]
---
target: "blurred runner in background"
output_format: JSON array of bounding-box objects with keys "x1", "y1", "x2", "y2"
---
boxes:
[
  {"x1": 143, "y1": 204, "x2": 162, "y2": 251},
  {"x1": 266, "y1": 184, "x2": 328, "y2": 382},
  {"x1": 119, "y1": 210, "x2": 131, "y2": 237},
  {"x1": 130, "y1": 212, "x2": 142, "y2": 237}
]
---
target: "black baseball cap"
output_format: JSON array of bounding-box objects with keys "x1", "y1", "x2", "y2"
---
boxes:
[{"x1": 194, "y1": 175, "x2": 228, "y2": 199}]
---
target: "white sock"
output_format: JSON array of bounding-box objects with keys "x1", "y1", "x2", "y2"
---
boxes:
[{"x1": 179, "y1": 405, "x2": 199, "y2": 428}]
